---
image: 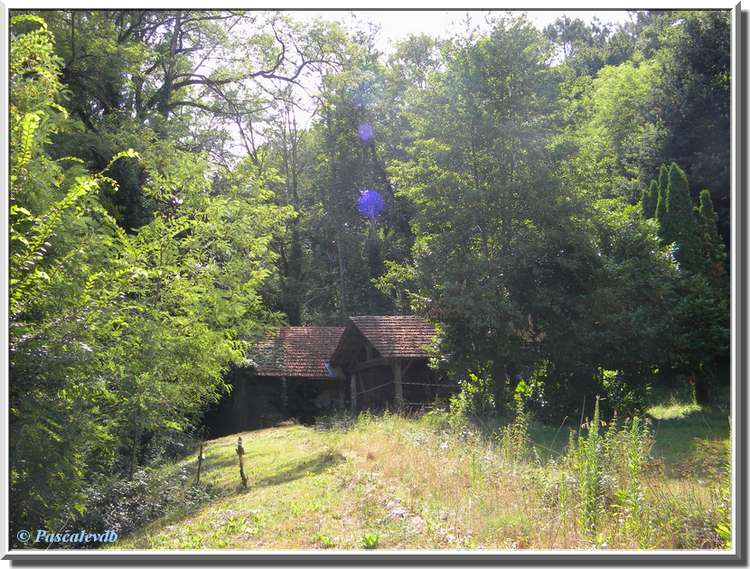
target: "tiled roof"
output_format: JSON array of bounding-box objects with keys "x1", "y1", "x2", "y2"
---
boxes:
[
  {"x1": 250, "y1": 327, "x2": 345, "y2": 378},
  {"x1": 349, "y1": 316, "x2": 436, "y2": 358}
]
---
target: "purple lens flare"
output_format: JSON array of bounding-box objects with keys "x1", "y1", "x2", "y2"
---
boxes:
[
  {"x1": 357, "y1": 189, "x2": 385, "y2": 219},
  {"x1": 358, "y1": 123, "x2": 374, "y2": 142}
]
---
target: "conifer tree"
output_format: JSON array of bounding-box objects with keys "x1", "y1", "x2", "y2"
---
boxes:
[
  {"x1": 641, "y1": 179, "x2": 658, "y2": 218},
  {"x1": 657, "y1": 163, "x2": 668, "y2": 196},
  {"x1": 659, "y1": 162, "x2": 703, "y2": 273},
  {"x1": 697, "y1": 189, "x2": 727, "y2": 284},
  {"x1": 654, "y1": 166, "x2": 668, "y2": 223}
]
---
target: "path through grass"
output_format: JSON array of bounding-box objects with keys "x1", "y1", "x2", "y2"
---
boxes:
[{"x1": 115, "y1": 403, "x2": 730, "y2": 550}]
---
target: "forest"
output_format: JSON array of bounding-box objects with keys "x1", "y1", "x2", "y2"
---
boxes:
[{"x1": 9, "y1": 10, "x2": 731, "y2": 549}]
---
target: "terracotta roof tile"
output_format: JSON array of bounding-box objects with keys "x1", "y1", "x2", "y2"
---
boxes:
[
  {"x1": 349, "y1": 316, "x2": 436, "y2": 358},
  {"x1": 250, "y1": 326, "x2": 344, "y2": 378}
]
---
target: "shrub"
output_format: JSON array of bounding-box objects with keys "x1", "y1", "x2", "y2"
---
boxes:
[
  {"x1": 141, "y1": 428, "x2": 200, "y2": 467},
  {"x1": 360, "y1": 532, "x2": 380, "y2": 549},
  {"x1": 315, "y1": 533, "x2": 335, "y2": 549},
  {"x1": 496, "y1": 398, "x2": 532, "y2": 465},
  {"x1": 600, "y1": 369, "x2": 652, "y2": 417},
  {"x1": 82, "y1": 466, "x2": 217, "y2": 539},
  {"x1": 449, "y1": 370, "x2": 497, "y2": 417}
]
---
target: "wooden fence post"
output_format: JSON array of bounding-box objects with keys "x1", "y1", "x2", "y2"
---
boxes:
[{"x1": 236, "y1": 436, "x2": 248, "y2": 489}]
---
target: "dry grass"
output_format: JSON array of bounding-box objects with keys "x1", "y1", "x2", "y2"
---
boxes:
[
  {"x1": 113, "y1": 404, "x2": 730, "y2": 551},
  {"x1": 331, "y1": 408, "x2": 729, "y2": 550}
]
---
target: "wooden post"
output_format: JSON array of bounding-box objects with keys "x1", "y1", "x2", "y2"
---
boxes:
[
  {"x1": 393, "y1": 359, "x2": 404, "y2": 408},
  {"x1": 350, "y1": 373, "x2": 357, "y2": 412},
  {"x1": 281, "y1": 376, "x2": 288, "y2": 411},
  {"x1": 196, "y1": 442, "x2": 205, "y2": 484},
  {"x1": 236, "y1": 436, "x2": 248, "y2": 489}
]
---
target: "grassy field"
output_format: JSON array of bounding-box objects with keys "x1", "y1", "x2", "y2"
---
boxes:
[{"x1": 112, "y1": 396, "x2": 730, "y2": 551}]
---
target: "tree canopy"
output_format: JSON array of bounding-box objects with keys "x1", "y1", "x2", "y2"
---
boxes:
[{"x1": 9, "y1": 9, "x2": 731, "y2": 535}]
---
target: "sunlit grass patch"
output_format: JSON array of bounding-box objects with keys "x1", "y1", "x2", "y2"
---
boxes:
[
  {"x1": 114, "y1": 400, "x2": 730, "y2": 551},
  {"x1": 648, "y1": 401, "x2": 702, "y2": 420}
]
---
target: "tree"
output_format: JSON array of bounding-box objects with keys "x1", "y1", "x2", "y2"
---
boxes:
[
  {"x1": 544, "y1": 16, "x2": 613, "y2": 77},
  {"x1": 264, "y1": 21, "x2": 415, "y2": 324},
  {"x1": 697, "y1": 189, "x2": 728, "y2": 287},
  {"x1": 30, "y1": 10, "x2": 338, "y2": 233},
  {"x1": 641, "y1": 179, "x2": 658, "y2": 218},
  {"x1": 657, "y1": 163, "x2": 669, "y2": 195},
  {"x1": 10, "y1": 14, "x2": 291, "y2": 533},
  {"x1": 651, "y1": 166, "x2": 728, "y2": 404},
  {"x1": 562, "y1": 58, "x2": 662, "y2": 202},
  {"x1": 652, "y1": 11, "x2": 731, "y2": 246},
  {"x1": 654, "y1": 163, "x2": 669, "y2": 223},
  {"x1": 383, "y1": 15, "x2": 574, "y2": 411},
  {"x1": 658, "y1": 163, "x2": 703, "y2": 273},
  {"x1": 672, "y1": 273, "x2": 729, "y2": 403}
]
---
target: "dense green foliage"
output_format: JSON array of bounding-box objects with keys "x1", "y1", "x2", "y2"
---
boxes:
[
  {"x1": 658, "y1": 163, "x2": 703, "y2": 273},
  {"x1": 9, "y1": 9, "x2": 731, "y2": 539},
  {"x1": 10, "y1": 14, "x2": 291, "y2": 534}
]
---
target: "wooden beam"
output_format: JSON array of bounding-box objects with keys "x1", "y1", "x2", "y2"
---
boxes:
[
  {"x1": 357, "y1": 380, "x2": 394, "y2": 396},
  {"x1": 401, "y1": 382, "x2": 453, "y2": 387},
  {"x1": 350, "y1": 373, "x2": 357, "y2": 412},
  {"x1": 281, "y1": 376, "x2": 288, "y2": 410},
  {"x1": 354, "y1": 358, "x2": 389, "y2": 372},
  {"x1": 393, "y1": 359, "x2": 404, "y2": 407}
]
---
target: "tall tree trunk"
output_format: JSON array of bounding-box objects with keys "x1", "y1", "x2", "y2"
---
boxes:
[
  {"x1": 284, "y1": 100, "x2": 303, "y2": 324},
  {"x1": 156, "y1": 11, "x2": 182, "y2": 119},
  {"x1": 324, "y1": 107, "x2": 347, "y2": 321}
]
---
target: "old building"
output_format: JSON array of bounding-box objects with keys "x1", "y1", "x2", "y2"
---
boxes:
[
  {"x1": 250, "y1": 326, "x2": 347, "y2": 420},
  {"x1": 330, "y1": 316, "x2": 453, "y2": 412},
  {"x1": 205, "y1": 316, "x2": 453, "y2": 435},
  {"x1": 204, "y1": 326, "x2": 344, "y2": 435}
]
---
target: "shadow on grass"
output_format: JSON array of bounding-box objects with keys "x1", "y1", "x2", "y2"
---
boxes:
[
  {"x1": 450, "y1": 403, "x2": 729, "y2": 474},
  {"x1": 120, "y1": 450, "x2": 346, "y2": 548},
  {"x1": 190, "y1": 449, "x2": 346, "y2": 493},
  {"x1": 251, "y1": 450, "x2": 345, "y2": 489},
  {"x1": 200, "y1": 450, "x2": 266, "y2": 471},
  {"x1": 649, "y1": 407, "x2": 730, "y2": 477}
]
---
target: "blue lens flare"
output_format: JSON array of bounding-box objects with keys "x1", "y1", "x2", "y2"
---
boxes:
[
  {"x1": 358, "y1": 123, "x2": 374, "y2": 142},
  {"x1": 357, "y1": 189, "x2": 385, "y2": 219}
]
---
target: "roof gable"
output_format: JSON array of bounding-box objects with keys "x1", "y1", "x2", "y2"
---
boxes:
[
  {"x1": 250, "y1": 326, "x2": 345, "y2": 378},
  {"x1": 250, "y1": 317, "x2": 437, "y2": 377},
  {"x1": 348, "y1": 316, "x2": 436, "y2": 359}
]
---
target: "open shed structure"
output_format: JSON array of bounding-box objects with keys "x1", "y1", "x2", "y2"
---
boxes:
[
  {"x1": 204, "y1": 316, "x2": 453, "y2": 435},
  {"x1": 330, "y1": 316, "x2": 452, "y2": 412}
]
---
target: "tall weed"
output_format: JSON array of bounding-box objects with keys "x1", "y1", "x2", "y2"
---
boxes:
[
  {"x1": 497, "y1": 398, "x2": 531, "y2": 465},
  {"x1": 573, "y1": 398, "x2": 604, "y2": 540}
]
